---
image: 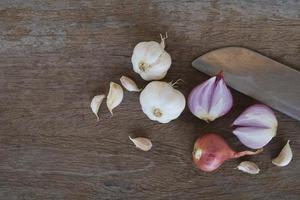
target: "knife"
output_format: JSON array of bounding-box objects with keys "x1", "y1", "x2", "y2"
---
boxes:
[{"x1": 192, "y1": 47, "x2": 300, "y2": 121}]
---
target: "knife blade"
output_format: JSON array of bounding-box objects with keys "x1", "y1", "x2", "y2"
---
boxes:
[{"x1": 192, "y1": 47, "x2": 300, "y2": 121}]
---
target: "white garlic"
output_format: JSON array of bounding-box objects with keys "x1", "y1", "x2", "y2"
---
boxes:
[
  {"x1": 140, "y1": 81, "x2": 186, "y2": 123},
  {"x1": 272, "y1": 140, "x2": 292, "y2": 167},
  {"x1": 131, "y1": 33, "x2": 171, "y2": 81},
  {"x1": 90, "y1": 94, "x2": 105, "y2": 121},
  {"x1": 237, "y1": 161, "x2": 260, "y2": 174},
  {"x1": 106, "y1": 82, "x2": 123, "y2": 115},
  {"x1": 129, "y1": 136, "x2": 152, "y2": 151},
  {"x1": 120, "y1": 76, "x2": 141, "y2": 92}
]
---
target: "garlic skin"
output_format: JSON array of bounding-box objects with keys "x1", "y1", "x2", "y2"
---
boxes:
[
  {"x1": 106, "y1": 82, "x2": 123, "y2": 115},
  {"x1": 140, "y1": 81, "x2": 186, "y2": 123},
  {"x1": 120, "y1": 76, "x2": 141, "y2": 92},
  {"x1": 129, "y1": 136, "x2": 152, "y2": 151},
  {"x1": 131, "y1": 34, "x2": 171, "y2": 81},
  {"x1": 272, "y1": 140, "x2": 292, "y2": 167},
  {"x1": 232, "y1": 104, "x2": 278, "y2": 149},
  {"x1": 90, "y1": 94, "x2": 105, "y2": 121},
  {"x1": 188, "y1": 72, "x2": 233, "y2": 122},
  {"x1": 237, "y1": 161, "x2": 260, "y2": 174}
]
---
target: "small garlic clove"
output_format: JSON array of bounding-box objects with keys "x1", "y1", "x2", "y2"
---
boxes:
[
  {"x1": 272, "y1": 140, "x2": 292, "y2": 167},
  {"x1": 106, "y1": 82, "x2": 123, "y2": 116},
  {"x1": 90, "y1": 94, "x2": 105, "y2": 121},
  {"x1": 237, "y1": 161, "x2": 260, "y2": 174},
  {"x1": 188, "y1": 72, "x2": 233, "y2": 122},
  {"x1": 129, "y1": 136, "x2": 152, "y2": 151},
  {"x1": 120, "y1": 76, "x2": 141, "y2": 92}
]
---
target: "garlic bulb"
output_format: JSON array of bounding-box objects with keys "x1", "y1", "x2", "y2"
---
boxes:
[
  {"x1": 140, "y1": 81, "x2": 186, "y2": 123},
  {"x1": 90, "y1": 94, "x2": 105, "y2": 121},
  {"x1": 232, "y1": 104, "x2": 278, "y2": 149},
  {"x1": 188, "y1": 72, "x2": 233, "y2": 122},
  {"x1": 120, "y1": 76, "x2": 141, "y2": 92},
  {"x1": 129, "y1": 136, "x2": 152, "y2": 151},
  {"x1": 131, "y1": 34, "x2": 171, "y2": 81},
  {"x1": 106, "y1": 82, "x2": 123, "y2": 115},
  {"x1": 237, "y1": 161, "x2": 260, "y2": 174},
  {"x1": 272, "y1": 140, "x2": 292, "y2": 167}
]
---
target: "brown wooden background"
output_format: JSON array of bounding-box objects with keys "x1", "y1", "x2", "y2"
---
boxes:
[{"x1": 0, "y1": 0, "x2": 300, "y2": 199}]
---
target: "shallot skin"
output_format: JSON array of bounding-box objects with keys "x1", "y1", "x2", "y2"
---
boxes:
[{"x1": 192, "y1": 133, "x2": 262, "y2": 172}]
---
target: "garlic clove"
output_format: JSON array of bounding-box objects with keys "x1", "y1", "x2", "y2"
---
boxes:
[
  {"x1": 272, "y1": 140, "x2": 292, "y2": 167},
  {"x1": 237, "y1": 161, "x2": 260, "y2": 174},
  {"x1": 106, "y1": 82, "x2": 123, "y2": 116},
  {"x1": 129, "y1": 136, "x2": 152, "y2": 151},
  {"x1": 233, "y1": 127, "x2": 276, "y2": 149},
  {"x1": 120, "y1": 76, "x2": 141, "y2": 92},
  {"x1": 188, "y1": 72, "x2": 233, "y2": 122},
  {"x1": 90, "y1": 94, "x2": 105, "y2": 121},
  {"x1": 233, "y1": 104, "x2": 278, "y2": 129}
]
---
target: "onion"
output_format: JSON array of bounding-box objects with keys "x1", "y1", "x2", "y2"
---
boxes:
[
  {"x1": 188, "y1": 72, "x2": 233, "y2": 122},
  {"x1": 232, "y1": 104, "x2": 278, "y2": 149},
  {"x1": 192, "y1": 133, "x2": 263, "y2": 172}
]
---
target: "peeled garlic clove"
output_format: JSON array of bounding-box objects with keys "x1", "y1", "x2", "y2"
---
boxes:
[
  {"x1": 131, "y1": 34, "x2": 171, "y2": 81},
  {"x1": 272, "y1": 140, "x2": 292, "y2": 167},
  {"x1": 188, "y1": 72, "x2": 233, "y2": 122},
  {"x1": 106, "y1": 82, "x2": 123, "y2": 115},
  {"x1": 120, "y1": 76, "x2": 141, "y2": 92},
  {"x1": 237, "y1": 161, "x2": 260, "y2": 174},
  {"x1": 232, "y1": 104, "x2": 278, "y2": 149},
  {"x1": 129, "y1": 136, "x2": 152, "y2": 151},
  {"x1": 90, "y1": 94, "x2": 105, "y2": 121},
  {"x1": 140, "y1": 81, "x2": 186, "y2": 123}
]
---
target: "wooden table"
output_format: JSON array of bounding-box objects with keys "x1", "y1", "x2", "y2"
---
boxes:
[{"x1": 1, "y1": 1, "x2": 300, "y2": 199}]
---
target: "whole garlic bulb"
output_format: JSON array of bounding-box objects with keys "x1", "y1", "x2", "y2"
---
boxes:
[
  {"x1": 139, "y1": 81, "x2": 186, "y2": 123},
  {"x1": 131, "y1": 34, "x2": 171, "y2": 81}
]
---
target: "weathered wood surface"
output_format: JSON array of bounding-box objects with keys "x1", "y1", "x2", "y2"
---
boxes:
[{"x1": 0, "y1": 0, "x2": 300, "y2": 199}]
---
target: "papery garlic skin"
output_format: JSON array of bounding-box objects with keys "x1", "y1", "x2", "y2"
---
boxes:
[
  {"x1": 131, "y1": 35, "x2": 171, "y2": 81},
  {"x1": 90, "y1": 94, "x2": 105, "y2": 121},
  {"x1": 120, "y1": 76, "x2": 141, "y2": 92},
  {"x1": 140, "y1": 81, "x2": 186, "y2": 123},
  {"x1": 232, "y1": 104, "x2": 278, "y2": 149},
  {"x1": 237, "y1": 161, "x2": 260, "y2": 174},
  {"x1": 272, "y1": 140, "x2": 292, "y2": 167},
  {"x1": 129, "y1": 136, "x2": 152, "y2": 151},
  {"x1": 106, "y1": 82, "x2": 123, "y2": 115},
  {"x1": 188, "y1": 73, "x2": 233, "y2": 122}
]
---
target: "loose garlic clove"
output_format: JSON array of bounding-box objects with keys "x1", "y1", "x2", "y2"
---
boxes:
[
  {"x1": 131, "y1": 33, "x2": 171, "y2": 81},
  {"x1": 237, "y1": 161, "x2": 260, "y2": 174},
  {"x1": 90, "y1": 94, "x2": 105, "y2": 121},
  {"x1": 120, "y1": 76, "x2": 141, "y2": 92},
  {"x1": 188, "y1": 72, "x2": 233, "y2": 122},
  {"x1": 129, "y1": 136, "x2": 152, "y2": 151},
  {"x1": 232, "y1": 104, "x2": 278, "y2": 149},
  {"x1": 272, "y1": 140, "x2": 292, "y2": 167},
  {"x1": 106, "y1": 82, "x2": 123, "y2": 116}
]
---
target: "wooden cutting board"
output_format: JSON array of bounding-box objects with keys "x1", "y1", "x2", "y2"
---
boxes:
[{"x1": 0, "y1": 1, "x2": 299, "y2": 200}]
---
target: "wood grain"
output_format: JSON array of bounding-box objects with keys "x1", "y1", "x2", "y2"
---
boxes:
[{"x1": 0, "y1": 0, "x2": 299, "y2": 199}]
